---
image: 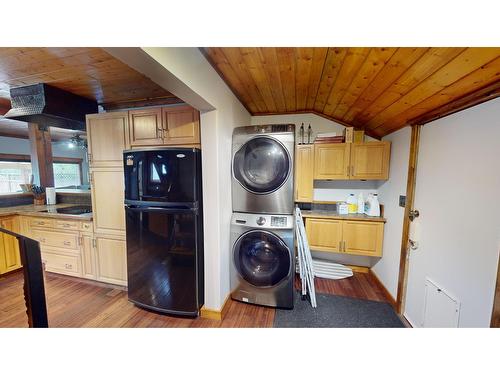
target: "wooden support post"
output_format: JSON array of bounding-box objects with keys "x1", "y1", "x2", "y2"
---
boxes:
[
  {"x1": 396, "y1": 124, "x2": 421, "y2": 314},
  {"x1": 491, "y1": 255, "x2": 500, "y2": 327},
  {"x1": 28, "y1": 123, "x2": 54, "y2": 187}
]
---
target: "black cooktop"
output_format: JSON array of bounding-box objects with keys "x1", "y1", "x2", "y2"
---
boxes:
[{"x1": 40, "y1": 205, "x2": 92, "y2": 215}]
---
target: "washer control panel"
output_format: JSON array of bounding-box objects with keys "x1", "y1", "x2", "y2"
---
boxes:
[
  {"x1": 271, "y1": 216, "x2": 287, "y2": 227},
  {"x1": 256, "y1": 217, "x2": 266, "y2": 226}
]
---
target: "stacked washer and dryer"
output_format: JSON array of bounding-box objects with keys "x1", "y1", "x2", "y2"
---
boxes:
[{"x1": 230, "y1": 124, "x2": 295, "y2": 309}]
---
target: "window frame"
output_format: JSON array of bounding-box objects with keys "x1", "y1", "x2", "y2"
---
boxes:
[{"x1": 0, "y1": 153, "x2": 84, "y2": 193}]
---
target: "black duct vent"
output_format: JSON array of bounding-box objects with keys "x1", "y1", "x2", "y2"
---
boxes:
[{"x1": 4, "y1": 83, "x2": 98, "y2": 131}]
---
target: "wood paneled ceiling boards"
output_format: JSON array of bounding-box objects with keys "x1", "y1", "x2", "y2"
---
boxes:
[{"x1": 202, "y1": 47, "x2": 500, "y2": 137}]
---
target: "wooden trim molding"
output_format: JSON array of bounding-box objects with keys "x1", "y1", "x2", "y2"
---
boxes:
[
  {"x1": 368, "y1": 269, "x2": 396, "y2": 309},
  {"x1": 200, "y1": 294, "x2": 231, "y2": 321},
  {"x1": 409, "y1": 80, "x2": 500, "y2": 127},
  {"x1": 491, "y1": 254, "x2": 500, "y2": 327},
  {"x1": 396, "y1": 124, "x2": 421, "y2": 314}
]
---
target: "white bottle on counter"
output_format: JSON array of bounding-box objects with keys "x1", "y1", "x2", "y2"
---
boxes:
[
  {"x1": 357, "y1": 192, "x2": 365, "y2": 214},
  {"x1": 365, "y1": 194, "x2": 380, "y2": 217},
  {"x1": 346, "y1": 193, "x2": 357, "y2": 213}
]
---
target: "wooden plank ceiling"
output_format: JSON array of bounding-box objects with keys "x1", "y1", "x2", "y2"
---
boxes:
[
  {"x1": 0, "y1": 47, "x2": 182, "y2": 112},
  {"x1": 202, "y1": 47, "x2": 500, "y2": 137}
]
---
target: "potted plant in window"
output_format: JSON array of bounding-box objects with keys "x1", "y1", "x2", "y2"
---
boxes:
[{"x1": 32, "y1": 185, "x2": 46, "y2": 205}]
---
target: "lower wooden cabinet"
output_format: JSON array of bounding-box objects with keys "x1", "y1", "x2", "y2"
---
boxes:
[
  {"x1": 305, "y1": 218, "x2": 342, "y2": 252},
  {"x1": 95, "y1": 235, "x2": 127, "y2": 286},
  {"x1": 41, "y1": 249, "x2": 82, "y2": 278},
  {"x1": 81, "y1": 233, "x2": 96, "y2": 279},
  {"x1": 305, "y1": 217, "x2": 384, "y2": 257},
  {"x1": 0, "y1": 217, "x2": 22, "y2": 275}
]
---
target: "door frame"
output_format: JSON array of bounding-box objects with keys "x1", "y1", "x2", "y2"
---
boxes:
[{"x1": 395, "y1": 124, "x2": 421, "y2": 314}]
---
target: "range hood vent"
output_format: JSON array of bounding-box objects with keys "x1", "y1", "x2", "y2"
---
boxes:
[{"x1": 4, "y1": 83, "x2": 98, "y2": 131}]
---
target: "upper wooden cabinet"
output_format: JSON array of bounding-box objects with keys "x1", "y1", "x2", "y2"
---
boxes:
[
  {"x1": 350, "y1": 142, "x2": 390, "y2": 180},
  {"x1": 314, "y1": 143, "x2": 350, "y2": 180},
  {"x1": 86, "y1": 112, "x2": 129, "y2": 168},
  {"x1": 295, "y1": 145, "x2": 314, "y2": 202},
  {"x1": 128, "y1": 105, "x2": 200, "y2": 147},
  {"x1": 312, "y1": 141, "x2": 391, "y2": 181},
  {"x1": 128, "y1": 108, "x2": 163, "y2": 146},
  {"x1": 162, "y1": 106, "x2": 200, "y2": 145}
]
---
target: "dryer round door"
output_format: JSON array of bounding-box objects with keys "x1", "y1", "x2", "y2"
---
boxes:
[
  {"x1": 233, "y1": 136, "x2": 291, "y2": 194},
  {"x1": 233, "y1": 230, "x2": 291, "y2": 288}
]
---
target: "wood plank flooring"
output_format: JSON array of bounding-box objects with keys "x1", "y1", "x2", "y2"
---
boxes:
[{"x1": 0, "y1": 270, "x2": 391, "y2": 328}]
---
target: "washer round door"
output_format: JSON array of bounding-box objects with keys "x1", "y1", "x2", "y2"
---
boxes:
[
  {"x1": 233, "y1": 230, "x2": 291, "y2": 288},
  {"x1": 233, "y1": 136, "x2": 291, "y2": 194}
]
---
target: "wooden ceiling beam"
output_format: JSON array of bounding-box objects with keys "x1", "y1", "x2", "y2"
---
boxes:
[
  {"x1": 371, "y1": 49, "x2": 500, "y2": 135},
  {"x1": 101, "y1": 96, "x2": 185, "y2": 111}
]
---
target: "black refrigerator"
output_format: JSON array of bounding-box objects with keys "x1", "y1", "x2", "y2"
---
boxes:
[{"x1": 123, "y1": 148, "x2": 203, "y2": 316}]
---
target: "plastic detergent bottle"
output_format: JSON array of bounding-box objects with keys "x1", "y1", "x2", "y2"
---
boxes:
[
  {"x1": 357, "y1": 192, "x2": 365, "y2": 214},
  {"x1": 346, "y1": 193, "x2": 357, "y2": 214}
]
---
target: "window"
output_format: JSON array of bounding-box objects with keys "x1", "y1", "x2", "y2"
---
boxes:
[
  {"x1": 0, "y1": 154, "x2": 83, "y2": 194},
  {"x1": 0, "y1": 161, "x2": 32, "y2": 194},
  {"x1": 53, "y1": 162, "x2": 82, "y2": 188}
]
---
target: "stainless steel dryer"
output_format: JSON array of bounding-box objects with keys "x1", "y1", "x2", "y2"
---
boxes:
[
  {"x1": 230, "y1": 212, "x2": 295, "y2": 309},
  {"x1": 232, "y1": 124, "x2": 295, "y2": 214}
]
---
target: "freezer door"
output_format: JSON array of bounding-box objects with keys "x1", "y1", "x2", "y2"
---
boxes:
[
  {"x1": 124, "y1": 149, "x2": 200, "y2": 205},
  {"x1": 125, "y1": 206, "x2": 201, "y2": 315}
]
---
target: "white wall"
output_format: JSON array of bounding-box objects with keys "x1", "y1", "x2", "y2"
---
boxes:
[
  {"x1": 371, "y1": 126, "x2": 411, "y2": 298},
  {"x1": 0, "y1": 135, "x2": 89, "y2": 185},
  {"x1": 139, "y1": 48, "x2": 252, "y2": 310},
  {"x1": 404, "y1": 98, "x2": 500, "y2": 327}
]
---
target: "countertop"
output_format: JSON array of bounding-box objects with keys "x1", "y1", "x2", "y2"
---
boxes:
[
  {"x1": 300, "y1": 209, "x2": 386, "y2": 223},
  {"x1": 55, "y1": 189, "x2": 91, "y2": 195},
  {"x1": 0, "y1": 203, "x2": 93, "y2": 221}
]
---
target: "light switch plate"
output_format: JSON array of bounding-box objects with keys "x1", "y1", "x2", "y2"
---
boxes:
[{"x1": 399, "y1": 195, "x2": 406, "y2": 208}]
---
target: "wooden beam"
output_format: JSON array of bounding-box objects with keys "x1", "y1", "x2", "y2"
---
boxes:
[
  {"x1": 28, "y1": 123, "x2": 54, "y2": 188},
  {"x1": 491, "y1": 254, "x2": 500, "y2": 327},
  {"x1": 408, "y1": 79, "x2": 500, "y2": 127},
  {"x1": 396, "y1": 124, "x2": 421, "y2": 314},
  {"x1": 101, "y1": 96, "x2": 185, "y2": 111}
]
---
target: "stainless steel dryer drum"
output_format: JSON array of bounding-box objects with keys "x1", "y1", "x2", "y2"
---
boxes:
[
  {"x1": 231, "y1": 124, "x2": 295, "y2": 215},
  {"x1": 230, "y1": 212, "x2": 295, "y2": 309}
]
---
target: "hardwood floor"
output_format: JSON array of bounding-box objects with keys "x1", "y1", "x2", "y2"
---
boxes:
[{"x1": 0, "y1": 270, "x2": 391, "y2": 328}]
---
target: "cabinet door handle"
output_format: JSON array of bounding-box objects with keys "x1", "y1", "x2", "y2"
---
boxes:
[
  {"x1": 62, "y1": 223, "x2": 71, "y2": 228},
  {"x1": 351, "y1": 166, "x2": 355, "y2": 176},
  {"x1": 343, "y1": 241, "x2": 347, "y2": 252},
  {"x1": 63, "y1": 240, "x2": 71, "y2": 246},
  {"x1": 40, "y1": 238, "x2": 46, "y2": 243},
  {"x1": 346, "y1": 165, "x2": 350, "y2": 176},
  {"x1": 156, "y1": 127, "x2": 162, "y2": 139},
  {"x1": 163, "y1": 129, "x2": 169, "y2": 139}
]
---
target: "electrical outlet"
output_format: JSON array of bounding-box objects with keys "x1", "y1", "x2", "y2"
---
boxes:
[{"x1": 399, "y1": 195, "x2": 406, "y2": 208}]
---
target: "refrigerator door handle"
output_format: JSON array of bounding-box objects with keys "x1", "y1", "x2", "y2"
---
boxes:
[{"x1": 125, "y1": 205, "x2": 198, "y2": 214}]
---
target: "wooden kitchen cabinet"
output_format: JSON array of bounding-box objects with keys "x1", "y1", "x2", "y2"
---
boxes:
[
  {"x1": 305, "y1": 217, "x2": 384, "y2": 257},
  {"x1": 295, "y1": 145, "x2": 314, "y2": 202},
  {"x1": 305, "y1": 218, "x2": 343, "y2": 252},
  {"x1": 162, "y1": 105, "x2": 200, "y2": 145},
  {"x1": 311, "y1": 141, "x2": 390, "y2": 181},
  {"x1": 81, "y1": 233, "x2": 96, "y2": 279},
  {"x1": 95, "y1": 235, "x2": 127, "y2": 286},
  {"x1": 0, "y1": 217, "x2": 22, "y2": 274},
  {"x1": 350, "y1": 141, "x2": 390, "y2": 180},
  {"x1": 90, "y1": 168, "x2": 126, "y2": 236},
  {"x1": 342, "y1": 221, "x2": 384, "y2": 257},
  {"x1": 314, "y1": 143, "x2": 350, "y2": 180},
  {"x1": 86, "y1": 111, "x2": 130, "y2": 168},
  {"x1": 128, "y1": 107, "x2": 164, "y2": 146},
  {"x1": 128, "y1": 105, "x2": 200, "y2": 147}
]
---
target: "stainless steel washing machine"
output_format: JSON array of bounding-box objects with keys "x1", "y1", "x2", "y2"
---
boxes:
[
  {"x1": 232, "y1": 124, "x2": 295, "y2": 215},
  {"x1": 230, "y1": 212, "x2": 295, "y2": 309}
]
